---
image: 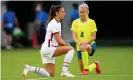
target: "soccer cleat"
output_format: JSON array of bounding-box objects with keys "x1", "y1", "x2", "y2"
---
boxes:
[
  {"x1": 80, "y1": 69, "x2": 89, "y2": 75},
  {"x1": 61, "y1": 72, "x2": 76, "y2": 77},
  {"x1": 22, "y1": 64, "x2": 30, "y2": 80},
  {"x1": 95, "y1": 61, "x2": 101, "y2": 74}
]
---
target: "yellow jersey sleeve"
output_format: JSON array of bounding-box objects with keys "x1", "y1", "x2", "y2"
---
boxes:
[
  {"x1": 91, "y1": 20, "x2": 98, "y2": 32},
  {"x1": 71, "y1": 20, "x2": 77, "y2": 32}
]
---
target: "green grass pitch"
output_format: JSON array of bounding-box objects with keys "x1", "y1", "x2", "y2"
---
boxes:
[{"x1": 1, "y1": 46, "x2": 133, "y2": 80}]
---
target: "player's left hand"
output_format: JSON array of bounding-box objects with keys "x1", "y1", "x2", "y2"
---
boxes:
[
  {"x1": 80, "y1": 41, "x2": 88, "y2": 46},
  {"x1": 80, "y1": 41, "x2": 87, "y2": 51}
]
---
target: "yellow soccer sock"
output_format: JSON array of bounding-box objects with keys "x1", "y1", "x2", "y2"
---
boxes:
[
  {"x1": 81, "y1": 51, "x2": 89, "y2": 69},
  {"x1": 88, "y1": 63, "x2": 96, "y2": 72}
]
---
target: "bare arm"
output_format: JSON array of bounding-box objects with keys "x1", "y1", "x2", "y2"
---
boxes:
[
  {"x1": 54, "y1": 32, "x2": 68, "y2": 46},
  {"x1": 86, "y1": 31, "x2": 97, "y2": 44},
  {"x1": 72, "y1": 31, "x2": 80, "y2": 45}
]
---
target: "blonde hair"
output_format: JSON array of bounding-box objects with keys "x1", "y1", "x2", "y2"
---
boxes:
[{"x1": 79, "y1": 3, "x2": 89, "y2": 13}]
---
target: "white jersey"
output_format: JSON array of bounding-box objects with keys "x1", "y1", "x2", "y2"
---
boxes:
[{"x1": 43, "y1": 19, "x2": 61, "y2": 47}]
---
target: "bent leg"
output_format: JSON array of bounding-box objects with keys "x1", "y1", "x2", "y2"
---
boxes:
[
  {"x1": 45, "y1": 63, "x2": 55, "y2": 77},
  {"x1": 52, "y1": 46, "x2": 73, "y2": 57}
]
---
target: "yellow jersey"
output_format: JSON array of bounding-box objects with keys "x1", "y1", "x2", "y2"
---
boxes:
[{"x1": 71, "y1": 18, "x2": 97, "y2": 51}]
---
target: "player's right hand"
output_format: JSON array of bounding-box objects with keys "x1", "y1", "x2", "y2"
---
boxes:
[{"x1": 80, "y1": 43, "x2": 87, "y2": 52}]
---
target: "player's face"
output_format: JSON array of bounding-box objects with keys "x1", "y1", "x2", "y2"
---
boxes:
[
  {"x1": 79, "y1": 7, "x2": 88, "y2": 19},
  {"x1": 57, "y1": 8, "x2": 65, "y2": 19}
]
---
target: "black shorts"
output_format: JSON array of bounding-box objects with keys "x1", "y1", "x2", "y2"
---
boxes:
[{"x1": 4, "y1": 28, "x2": 13, "y2": 35}]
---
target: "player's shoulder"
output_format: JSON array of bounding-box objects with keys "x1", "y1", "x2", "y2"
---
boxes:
[
  {"x1": 49, "y1": 19, "x2": 57, "y2": 25},
  {"x1": 88, "y1": 18, "x2": 96, "y2": 23},
  {"x1": 48, "y1": 19, "x2": 60, "y2": 28},
  {"x1": 73, "y1": 18, "x2": 80, "y2": 23}
]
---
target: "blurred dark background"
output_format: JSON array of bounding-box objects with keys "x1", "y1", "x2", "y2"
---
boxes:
[
  {"x1": 86, "y1": 1, "x2": 133, "y2": 39},
  {"x1": 1, "y1": 1, "x2": 133, "y2": 47},
  {"x1": 5, "y1": 1, "x2": 61, "y2": 32}
]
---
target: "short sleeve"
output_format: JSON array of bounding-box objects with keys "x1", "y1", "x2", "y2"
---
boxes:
[
  {"x1": 51, "y1": 24, "x2": 60, "y2": 34},
  {"x1": 71, "y1": 20, "x2": 77, "y2": 32},
  {"x1": 91, "y1": 20, "x2": 97, "y2": 32}
]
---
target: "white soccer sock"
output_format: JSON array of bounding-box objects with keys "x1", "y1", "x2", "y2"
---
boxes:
[
  {"x1": 29, "y1": 66, "x2": 50, "y2": 77},
  {"x1": 62, "y1": 62, "x2": 69, "y2": 73},
  {"x1": 29, "y1": 66, "x2": 36, "y2": 72},
  {"x1": 62, "y1": 49, "x2": 74, "y2": 73}
]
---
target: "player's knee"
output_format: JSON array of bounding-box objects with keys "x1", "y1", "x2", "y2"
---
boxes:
[
  {"x1": 87, "y1": 44, "x2": 92, "y2": 51},
  {"x1": 68, "y1": 47, "x2": 74, "y2": 53},
  {"x1": 63, "y1": 47, "x2": 74, "y2": 56},
  {"x1": 50, "y1": 73, "x2": 55, "y2": 77},
  {"x1": 49, "y1": 72, "x2": 55, "y2": 77},
  {"x1": 68, "y1": 46, "x2": 74, "y2": 50},
  {"x1": 64, "y1": 46, "x2": 74, "y2": 54}
]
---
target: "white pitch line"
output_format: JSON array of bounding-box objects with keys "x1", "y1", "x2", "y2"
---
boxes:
[
  {"x1": 27, "y1": 74, "x2": 133, "y2": 80},
  {"x1": 2, "y1": 74, "x2": 133, "y2": 78},
  {"x1": 27, "y1": 78, "x2": 47, "y2": 80}
]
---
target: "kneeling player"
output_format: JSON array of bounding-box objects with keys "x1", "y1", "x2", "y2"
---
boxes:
[
  {"x1": 22, "y1": 5, "x2": 75, "y2": 80},
  {"x1": 71, "y1": 3, "x2": 101, "y2": 75}
]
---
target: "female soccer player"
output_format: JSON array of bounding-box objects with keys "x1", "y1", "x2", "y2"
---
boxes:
[
  {"x1": 71, "y1": 3, "x2": 101, "y2": 75},
  {"x1": 22, "y1": 5, "x2": 75, "y2": 80}
]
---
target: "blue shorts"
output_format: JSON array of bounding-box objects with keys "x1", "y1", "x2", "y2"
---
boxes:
[{"x1": 77, "y1": 43, "x2": 96, "y2": 60}]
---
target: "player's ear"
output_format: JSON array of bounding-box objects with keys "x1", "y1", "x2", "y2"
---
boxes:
[{"x1": 55, "y1": 11, "x2": 59, "y2": 16}]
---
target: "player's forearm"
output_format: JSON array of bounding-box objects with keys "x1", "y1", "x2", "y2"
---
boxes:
[
  {"x1": 55, "y1": 33, "x2": 68, "y2": 46},
  {"x1": 72, "y1": 31, "x2": 80, "y2": 45},
  {"x1": 73, "y1": 36, "x2": 80, "y2": 45},
  {"x1": 58, "y1": 38, "x2": 68, "y2": 46}
]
